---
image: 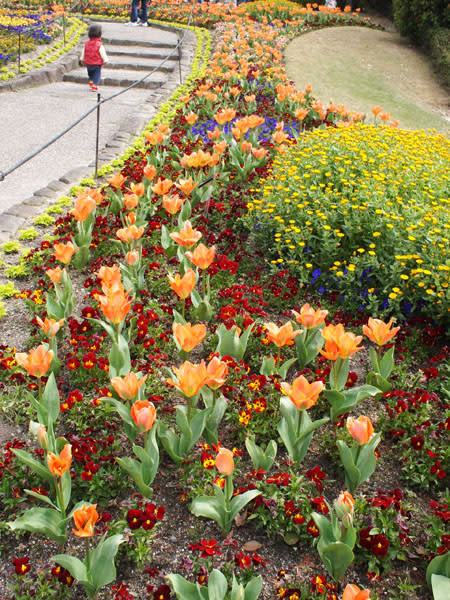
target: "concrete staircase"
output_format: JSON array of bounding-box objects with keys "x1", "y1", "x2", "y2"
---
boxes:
[{"x1": 63, "y1": 21, "x2": 180, "y2": 89}]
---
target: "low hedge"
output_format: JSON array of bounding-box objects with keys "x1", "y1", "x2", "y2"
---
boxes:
[{"x1": 429, "y1": 26, "x2": 450, "y2": 86}]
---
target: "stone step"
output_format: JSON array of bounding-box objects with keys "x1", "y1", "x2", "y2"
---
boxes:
[
  {"x1": 107, "y1": 55, "x2": 177, "y2": 72},
  {"x1": 63, "y1": 67, "x2": 168, "y2": 89},
  {"x1": 106, "y1": 43, "x2": 180, "y2": 60},
  {"x1": 101, "y1": 33, "x2": 179, "y2": 49}
]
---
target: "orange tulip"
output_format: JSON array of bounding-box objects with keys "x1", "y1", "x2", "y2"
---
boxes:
[
  {"x1": 76, "y1": 187, "x2": 103, "y2": 205},
  {"x1": 162, "y1": 193, "x2": 184, "y2": 215},
  {"x1": 167, "y1": 360, "x2": 207, "y2": 397},
  {"x1": 170, "y1": 221, "x2": 202, "y2": 248},
  {"x1": 152, "y1": 178, "x2": 174, "y2": 196},
  {"x1": 292, "y1": 304, "x2": 328, "y2": 329},
  {"x1": 336, "y1": 491, "x2": 355, "y2": 514},
  {"x1": 320, "y1": 324, "x2": 363, "y2": 360},
  {"x1": 168, "y1": 269, "x2": 196, "y2": 299},
  {"x1": 107, "y1": 173, "x2": 126, "y2": 189},
  {"x1": 280, "y1": 375, "x2": 323, "y2": 410},
  {"x1": 295, "y1": 107, "x2": 309, "y2": 121},
  {"x1": 175, "y1": 177, "x2": 198, "y2": 196},
  {"x1": 363, "y1": 317, "x2": 400, "y2": 346},
  {"x1": 36, "y1": 316, "x2": 64, "y2": 338},
  {"x1": 71, "y1": 195, "x2": 96, "y2": 222},
  {"x1": 97, "y1": 264, "x2": 122, "y2": 294},
  {"x1": 252, "y1": 147, "x2": 267, "y2": 160},
  {"x1": 346, "y1": 416, "x2": 374, "y2": 445},
  {"x1": 214, "y1": 140, "x2": 227, "y2": 155},
  {"x1": 15, "y1": 344, "x2": 54, "y2": 378},
  {"x1": 185, "y1": 243, "x2": 216, "y2": 270},
  {"x1": 215, "y1": 447, "x2": 234, "y2": 476},
  {"x1": 205, "y1": 356, "x2": 229, "y2": 390},
  {"x1": 72, "y1": 504, "x2": 99, "y2": 538},
  {"x1": 143, "y1": 164, "x2": 157, "y2": 180},
  {"x1": 185, "y1": 112, "x2": 198, "y2": 125},
  {"x1": 379, "y1": 112, "x2": 391, "y2": 122},
  {"x1": 116, "y1": 225, "x2": 145, "y2": 244},
  {"x1": 343, "y1": 584, "x2": 371, "y2": 600},
  {"x1": 207, "y1": 127, "x2": 221, "y2": 140},
  {"x1": 215, "y1": 107, "x2": 236, "y2": 124},
  {"x1": 111, "y1": 372, "x2": 147, "y2": 400},
  {"x1": 47, "y1": 443, "x2": 72, "y2": 477},
  {"x1": 123, "y1": 193, "x2": 139, "y2": 210},
  {"x1": 130, "y1": 182, "x2": 145, "y2": 197},
  {"x1": 98, "y1": 289, "x2": 132, "y2": 324},
  {"x1": 265, "y1": 321, "x2": 302, "y2": 347},
  {"x1": 131, "y1": 399, "x2": 156, "y2": 431},
  {"x1": 173, "y1": 321, "x2": 207, "y2": 352},
  {"x1": 54, "y1": 241, "x2": 77, "y2": 265},
  {"x1": 126, "y1": 249, "x2": 139, "y2": 266},
  {"x1": 46, "y1": 266, "x2": 62, "y2": 283},
  {"x1": 145, "y1": 129, "x2": 166, "y2": 145}
]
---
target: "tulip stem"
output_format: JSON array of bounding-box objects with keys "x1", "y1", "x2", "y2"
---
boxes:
[
  {"x1": 182, "y1": 299, "x2": 186, "y2": 319},
  {"x1": 55, "y1": 477, "x2": 66, "y2": 519},
  {"x1": 187, "y1": 396, "x2": 191, "y2": 426}
]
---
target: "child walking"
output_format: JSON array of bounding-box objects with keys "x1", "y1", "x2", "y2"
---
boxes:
[{"x1": 80, "y1": 24, "x2": 109, "y2": 92}]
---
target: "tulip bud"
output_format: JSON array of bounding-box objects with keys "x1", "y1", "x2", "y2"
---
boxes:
[{"x1": 215, "y1": 447, "x2": 234, "y2": 476}]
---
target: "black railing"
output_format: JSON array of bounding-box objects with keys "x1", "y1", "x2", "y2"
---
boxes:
[{"x1": 0, "y1": 1, "x2": 196, "y2": 183}]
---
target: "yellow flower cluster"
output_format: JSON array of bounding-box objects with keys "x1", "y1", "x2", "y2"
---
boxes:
[{"x1": 246, "y1": 124, "x2": 449, "y2": 317}]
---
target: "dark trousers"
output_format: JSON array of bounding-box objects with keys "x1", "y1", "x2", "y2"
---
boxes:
[{"x1": 87, "y1": 65, "x2": 101, "y2": 85}]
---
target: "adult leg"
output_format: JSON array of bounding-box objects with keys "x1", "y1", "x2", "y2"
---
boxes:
[
  {"x1": 130, "y1": 0, "x2": 140, "y2": 22},
  {"x1": 140, "y1": 0, "x2": 148, "y2": 24}
]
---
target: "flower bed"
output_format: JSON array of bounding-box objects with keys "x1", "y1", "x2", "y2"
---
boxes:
[
  {"x1": 244, "y1": 124, "x2": 450, "y2": 323},
  {"x1": 0, "y1": 8, "x2": 62, "y2": 65},
  {"x1": 0, "y1": 3, "x2": 448, "y2": 600}
]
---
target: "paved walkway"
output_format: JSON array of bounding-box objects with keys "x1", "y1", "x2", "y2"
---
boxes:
[{"x1": 0, "y1": 20, "x2": 195, "y2": 242}]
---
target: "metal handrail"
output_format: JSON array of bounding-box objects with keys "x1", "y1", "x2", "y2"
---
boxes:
[{"x1": 0, "y1": 2, "x2": 196, "y2": 182}]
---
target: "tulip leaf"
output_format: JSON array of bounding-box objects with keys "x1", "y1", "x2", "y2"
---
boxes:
[
  {"x1": 242, "y1": 575, "x2": 263, "y2": 600},
  {"x1": 51, "y1": 555, "x2": 89, "y2": 586},
  {"x1": 12, "y1": 449, "x2": 54, "y2": 484},
  {"x1": 230, "y1": 489, "x2": 261, "y2": 522},
  {"x1": 61, "y1": 469, "x2": 72, "y2": 510},
  {"x1": 245, "y1": 438, "x2": 277, "y2": 471},
  {"x1": 9, "y1": 507, "x2": 68, "y2": 545},
  {"x1": 89, "y1": 534, "x2": 124, "y2": 592},
  {"x1": 319, "y1": 541, "x2": 354, "y2": 582},
  {"x1": 108, "y1": 337, "x2": 131, "y2": 378},
  {"x1": 330, "y1": 357, "x2": 350, "y2": 391},
  {"x1": 24, "y1": 489, "x2": 59, "y2": 510},
  {"x1": 431, "y1": 574, "x2": 450, "y2": 600},
  {"x1": 43, "y1": 373, "x2": 60, "y2": 424},
  {"x1": 190, "y1": 496, "x2": 226, "y2": 531},
  {"x1": 312, "y1": 511, "x2": 335, "y2": 546},
  {"x1": 379, "y1": 346, "x2": 395, "y2": 379},
  {"x1": 167, "y1": 573, "x2": 208, "y2": 600},
  {"x1": 366, "y1": 371, "x2": 391, "y2": 393},
  {"x1": 337, "y1": 440, "x2": 361, "y2": 494},
  {"x1": 208, "y1": 569, "x2": 228, "y2": 600},
  {"x1": 427, "y1": 550, "x2": 450, "y2": 586}
]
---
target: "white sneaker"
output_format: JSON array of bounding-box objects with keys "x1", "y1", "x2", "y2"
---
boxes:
[
  {"x1": 138, "y1": 21, "x2": 148, "y2": 26},
  {"x1": 125, "y1": 21, "x2": 138, "y2": 26}
]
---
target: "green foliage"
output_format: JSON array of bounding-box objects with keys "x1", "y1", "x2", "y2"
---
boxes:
[
  {"x1": 168, "y1": 568, "x2": 263, "y2": 600},
  {"x1": 393, "y1": 0, "x2": 449, "y2": 46},
  {"x1": 18, "y1": 227, "x2": 38, "y2": 241},
  {"x1": 429, "y1": 27, "x2": 450, "y2": 86},
  {"x1": 1, "y1": 240, "x2": 22, "y2": 254}
]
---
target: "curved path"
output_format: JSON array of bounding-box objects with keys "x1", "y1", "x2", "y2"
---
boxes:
[
  {"x1": 285, "y1": 25, "x2": 449, "y2": 133},
  {"x1": 0, "y1": 20, "x2": 195, "y2": 242}
]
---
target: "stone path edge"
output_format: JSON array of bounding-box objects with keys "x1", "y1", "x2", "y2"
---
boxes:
[{"x1": 0, "y1": 19, "x2": 203, "y2": 245}]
